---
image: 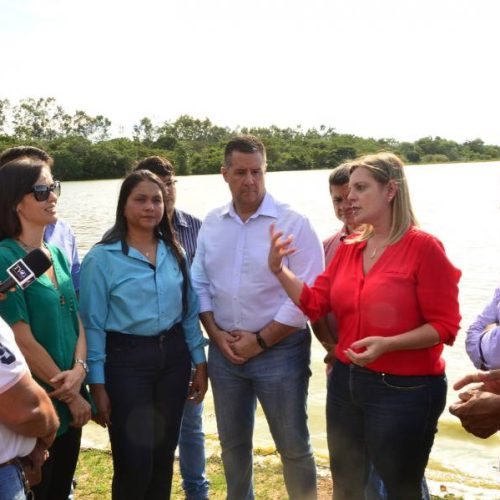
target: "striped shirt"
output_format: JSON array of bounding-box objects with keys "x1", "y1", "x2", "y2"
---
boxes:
[{"x1": 172, "y1": 209, "x2": 202, "y2": 267}]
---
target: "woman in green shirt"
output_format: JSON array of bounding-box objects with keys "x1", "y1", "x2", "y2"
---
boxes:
[{"x1": 0, "y1": 157, "x2": 91, "y2": 500}]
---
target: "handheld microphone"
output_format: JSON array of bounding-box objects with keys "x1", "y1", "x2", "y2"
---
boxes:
[{"x1": 0, "y1": 248, "x2": 52, "y2": 293}]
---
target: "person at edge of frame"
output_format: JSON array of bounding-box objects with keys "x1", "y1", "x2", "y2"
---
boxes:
[{"x1": 0, "y1": 289, "x2": 59, "y2": 500}]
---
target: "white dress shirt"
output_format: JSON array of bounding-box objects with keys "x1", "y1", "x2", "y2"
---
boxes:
[{"x1": 191, "y1": 192, "x2": 324, "y2": 332}]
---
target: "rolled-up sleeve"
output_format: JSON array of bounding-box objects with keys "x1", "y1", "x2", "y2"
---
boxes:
[
  {"x1": 466, "y1": 288, "x2": 500, "y2": 369},
  {"x1": 416, "y1": 237, "x2": 461, "y2": 345},
  {"x1": 79, "y1": 248, "x2": 109, "y2": 384},
  {"x1": 182, "y1": 272, "x2": 208, "y2": 364},
  {"x1": 299, "y1": 263, "x2": 336, "y2": 323},
  {"x1": 274, "y1": 217, "x2": 325, "y2": 327}
]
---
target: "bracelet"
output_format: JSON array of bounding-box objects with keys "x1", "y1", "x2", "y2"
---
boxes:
[
  {"x1": 74, "y1": 358, "x2": 89, "y2": 375},
  {"x1": 256, "y1": 331, "x2": 269, "y2": 350}
]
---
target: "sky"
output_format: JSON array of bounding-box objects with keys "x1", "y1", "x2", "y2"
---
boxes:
[{"x1": 1, "y1": 0, "x2": 499, "y2": 144}]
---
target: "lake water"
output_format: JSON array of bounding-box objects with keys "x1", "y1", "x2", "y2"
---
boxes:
[{"x1": 58, "y1": 162, "x2": 500, "y2": 497}]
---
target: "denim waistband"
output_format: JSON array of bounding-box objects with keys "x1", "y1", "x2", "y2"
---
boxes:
[{"x1": 336, "y1": 360, "x2": 445, "y2": 380}]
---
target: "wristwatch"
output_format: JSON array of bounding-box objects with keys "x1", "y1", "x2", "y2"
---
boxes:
[
  {"x1": 256, "y1": 331, "x2": 269, "y2": 350},
  {"x1": 75, "y1": 358, "x2": 89, "y2": 375}
]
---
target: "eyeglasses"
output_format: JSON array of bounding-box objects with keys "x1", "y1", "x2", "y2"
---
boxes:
[
  {"x1": 30, "y1": 181, "x2": 61, "y2": 201},
  {"x1": 164, "y1": 179, "x2": 177, "y2": 189}
]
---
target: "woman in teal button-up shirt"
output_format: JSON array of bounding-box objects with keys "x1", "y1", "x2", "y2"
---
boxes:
[{"x1": 79, "y1": 170, "x2": 207, "y2": 500}]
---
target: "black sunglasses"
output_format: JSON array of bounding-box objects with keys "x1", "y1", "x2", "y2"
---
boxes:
[{"x1": 30, "y1": 181, "x2": 61, "y2": 201}]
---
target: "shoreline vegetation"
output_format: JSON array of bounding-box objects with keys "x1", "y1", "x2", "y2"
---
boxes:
[
  {"x1": 1, "y1": 98, "x2": 500, "y2": 181},
  {"x1": 74, "y1": 447, "x2": 464, "y2": 499}
]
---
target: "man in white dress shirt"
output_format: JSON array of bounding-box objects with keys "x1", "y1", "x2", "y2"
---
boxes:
[{"x1": 191, "y1": 135, "x2": 323, "y2": 500}]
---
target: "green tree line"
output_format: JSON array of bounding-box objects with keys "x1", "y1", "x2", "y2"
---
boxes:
[{"x1": 1, "y1": 97, "x2": 499, "y2": 181}]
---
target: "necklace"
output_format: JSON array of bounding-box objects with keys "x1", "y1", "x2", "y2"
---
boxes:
[
  {"x1": 127, "y1": 238, "x2": 157, "y2": 259},
  {"x1": 16, "y1": 238, "x2": 51, "y2": 260},
  {"x1": 368, "y1": 239, "x2": 388, "y2": 259}
]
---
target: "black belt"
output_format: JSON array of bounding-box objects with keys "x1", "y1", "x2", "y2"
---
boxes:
[
  {"x1": 106, "y1": 323, "x2": 182, "y2": 340},
  {"x1": 105, "y1": 324, "x2": 182, "y2": 347}
]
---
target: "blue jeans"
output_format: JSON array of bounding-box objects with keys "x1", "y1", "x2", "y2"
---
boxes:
[
  {"x1": 179, "y1": 398, "x2": 209, "y2": 500},
  {"x1": 105, "y1": 326, "x2": 191, "y2": 500},
  {"x1": 0, "y1": 464, "x2": 26, "y2": 500},
  {"x1": 328, "y1": 361, "x2": 446, "y2": 500},
  {"x1": 208, "y1": 328, "x2": 317, "y2": 500}
]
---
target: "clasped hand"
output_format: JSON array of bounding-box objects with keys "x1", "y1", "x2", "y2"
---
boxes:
[
  {"x1": 49, "y1": 366, "x2": 86, "y2": 403},
  {"x1": 215, "y1": 329, "x2": 263, "y2": 364},
  {"x1": 449, "y1": 369, "x2": 500, "y2": 439}
]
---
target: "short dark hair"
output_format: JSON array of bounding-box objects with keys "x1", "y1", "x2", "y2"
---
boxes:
[
  {"x1": 0, "y1": 146, "x2": 54, "y2": 168},
  {"x1": 133, "y1": 156, "x2": 174, "y2": 178},
  {"x1": 224, "y1": 135, "x2": 266, "y2": 167},
  {"x1": 328, "y1": 163, "x2": 351, "y2": 187},
  {"x1": 0, "y1": 158, "x2": 47, "y2": 240}
]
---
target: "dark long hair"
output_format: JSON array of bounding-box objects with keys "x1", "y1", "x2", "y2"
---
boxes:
[
  {"x1": 100, "y1": 169, "x2": 189, "y2": 315},
  {"x1": 0, "y1": 159, "x2": 46, "y2": 240}
]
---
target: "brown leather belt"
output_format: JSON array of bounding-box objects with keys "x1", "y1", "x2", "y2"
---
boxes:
[{"x1": 0, "y1": 458, "x2": 19, "y2": 468}]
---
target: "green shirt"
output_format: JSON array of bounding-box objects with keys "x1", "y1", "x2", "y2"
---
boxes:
[{"x1": 0, "y1": 238, "x2": 80, "y2": 436}]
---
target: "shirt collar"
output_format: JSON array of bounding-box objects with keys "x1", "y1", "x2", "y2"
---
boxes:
[
  {"x1": 100, "y1": 240, "x2": 123, "y2": 252},
  {"x1": 220, "y1": 192, "x2": 278, "y2": 221},
  {"x1": 172, "y1": 209, "x2": 188, "y2": 229}
]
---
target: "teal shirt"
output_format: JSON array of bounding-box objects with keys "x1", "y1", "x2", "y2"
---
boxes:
[
  {"x1": 0, "y1": 239, "x2": 80, "y2": 436},
  {"x1": 79, "y1": 240, "x2": 207, "y2": 384}
]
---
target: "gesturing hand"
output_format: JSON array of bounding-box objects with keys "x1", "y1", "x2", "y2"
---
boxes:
[
  {"x1": 268, "y1": 223, "x2": 296, "y2": 275},
  {"x1": 453, "y1": 369, "x2": 500, "y2": 395}
]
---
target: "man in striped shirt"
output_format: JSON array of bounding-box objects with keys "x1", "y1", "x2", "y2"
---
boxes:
[{"x1": 134, "y1": 157, "x2": 208, "y2": 500}]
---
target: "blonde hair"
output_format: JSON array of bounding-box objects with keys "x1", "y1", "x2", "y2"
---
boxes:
[{"x1": 348, "y1": 152, "x2": 418, "y2": 245}]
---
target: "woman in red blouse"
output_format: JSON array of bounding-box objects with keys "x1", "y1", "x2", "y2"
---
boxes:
[{"x1": 269, "y1": 152, "x2": 461, "y2": 500}]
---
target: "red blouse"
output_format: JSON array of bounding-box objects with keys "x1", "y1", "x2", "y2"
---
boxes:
[{"x1": 300, "y1": 227, "x2": 461, "y2": 375}]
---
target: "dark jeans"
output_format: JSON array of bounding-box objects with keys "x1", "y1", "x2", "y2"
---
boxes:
[
  {"x1": 31, "y1": 426, "x2": 82, "y2": 500},
  {"x1": 105, "y1": 326, "x2": 191, "y2": 500},
  {"x1": 327, "y1": 361, "x2": 446, "y2": 500}
]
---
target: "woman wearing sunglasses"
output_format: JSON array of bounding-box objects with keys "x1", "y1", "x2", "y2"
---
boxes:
[{"x1": 0, "y1": 157, "x2": 91, "y2": 500}]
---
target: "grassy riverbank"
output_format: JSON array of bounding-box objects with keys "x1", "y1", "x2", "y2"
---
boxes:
[{"x1": 74, "y1": 448, "x2": 462, "y2": 499}]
